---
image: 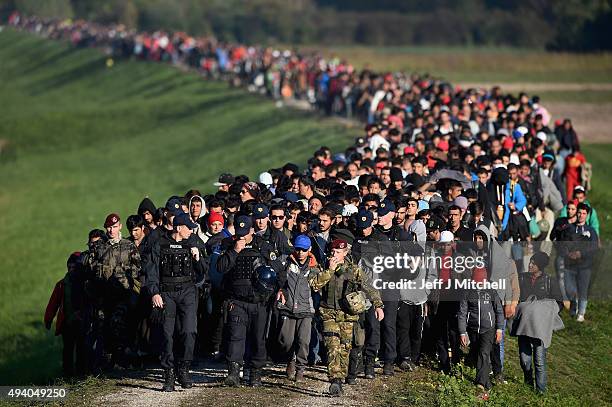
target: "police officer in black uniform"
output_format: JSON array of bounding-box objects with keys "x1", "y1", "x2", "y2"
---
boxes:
[
  {"x1": 146, "y1": 213, "x2": 206, "y2": 392},
  {"x1": 217, "y1": 215, "x2": 280, "y2": 387}
]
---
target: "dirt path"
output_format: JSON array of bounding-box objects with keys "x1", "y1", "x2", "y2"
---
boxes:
[
  {"x1": 96, "y1": 359, "x2": 382, "y2": 407},
  {"x1": 458, "y1": 82, "x2": 612, "y2": 92}
]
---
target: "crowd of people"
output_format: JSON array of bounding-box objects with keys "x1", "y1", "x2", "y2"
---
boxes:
[{"x1": 10, "y1": 11, "x2": 600, "y2": 400}]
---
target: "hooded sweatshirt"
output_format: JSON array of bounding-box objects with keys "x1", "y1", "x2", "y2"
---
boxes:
[{"x1": 138, "y1": 197, "x2": 156, "y2": 216}]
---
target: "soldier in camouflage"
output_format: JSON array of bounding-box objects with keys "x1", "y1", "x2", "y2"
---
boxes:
[
  {"x1": 86, "y1": 213, "x2": 141, "y2": 367},
  {"x1": 309, "y1": 238, "x2": 384, "y2": 397}
]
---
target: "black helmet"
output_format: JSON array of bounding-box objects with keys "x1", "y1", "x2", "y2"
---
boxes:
[{"x1": 253, "y1": 265, "x2": 277, "y2": 293}]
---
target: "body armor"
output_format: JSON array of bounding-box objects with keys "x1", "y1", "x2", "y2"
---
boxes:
[{"x1": 160, "y1": 243, "x2": 195, "y2": 287}]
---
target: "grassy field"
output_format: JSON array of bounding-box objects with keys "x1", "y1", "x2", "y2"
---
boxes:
[
  {"x1": 0, "y1": 29, "x2": 354, "y2": 385},
  {"x1": 0, "y1": 29, "x2": 610, "y2": 406},
  {"x1": 310, "y1": 45, "x2": 612, "y2": 84}
]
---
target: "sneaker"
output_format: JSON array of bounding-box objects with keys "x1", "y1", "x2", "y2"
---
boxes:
[
  {"x1": 286, "y1": 360, "x2": 296, "y2": 380},
  {"x1": 295, "y1": 368, "x2": 305, "y2": 383},
  {"x1": 577, "y1": 314, "x2": 585, "y2": 322},
  {"x1": 476, "y1": 384, "x2": 490, "y2": 401}
]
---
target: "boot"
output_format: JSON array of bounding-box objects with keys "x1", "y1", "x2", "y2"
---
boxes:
[
  {"x1": 249, "y1": 367, "x2": 263, "y2": 387},
  {"x1": 177, "y1": 361, "x2": 193, "y2": 389},
  {"x1": 346, "y1": 349, "x2": 360, "y2": 384},
  {"x1": 383, "y1": 361, "x2": 395, "y2": 376},
  {"x1": 364, "y1": 356, "x2": 375, "y2": 379},
  {"x1": 224, "y1": 362, "x2": 241, "y2": 387},
  {"x1": 286, "y1": 360, "x2": 296, "y2": 380},
  {"x1": 329, "y1": 378, "x2": 344, "y2": 397},
  {"x1": 295, "y1": 367, "x2": 305, "y2": 383},
  {"x1": 162, "y1": 368, "x2": 175, "y2": 392}
]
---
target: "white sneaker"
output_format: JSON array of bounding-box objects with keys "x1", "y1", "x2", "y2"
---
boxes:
[{"x1": 577, "y1": 314, "x2": 585, "y2": 322}]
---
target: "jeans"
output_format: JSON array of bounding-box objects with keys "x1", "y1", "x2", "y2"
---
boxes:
[
  {"x1": 555, "y1": 256, "x2": 569, "y2": 301},
  {"x1": 564, "y1": 266, "x2": 592, "y2": 315},
  {"x1": 518, "y1": 336, "x2": 547, "y2": 393},
  {"x1": 491, "y1": 320, "x2": 506, "y2": 375}
]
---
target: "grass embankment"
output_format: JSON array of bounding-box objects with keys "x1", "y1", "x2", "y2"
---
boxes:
[
  {"x1": 0, "y1": 30, "x2": 609, "y2": 407},
  {"x1": 0, "y1": 29, "x2": 353, "y2": 385}
]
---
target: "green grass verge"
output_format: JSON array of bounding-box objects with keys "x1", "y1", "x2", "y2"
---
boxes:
[
  {"x1": 376, "y1": 302, "x2": 612, "y2": 406},
  {"x1": 0, "y1": 29, "x2": 354, "y2": 385},
  {"x1": 0, "y1": 30, "x2": 610, "y2": 407},
  {"x1": 308, "y1": 45, "x2": 612, "y2": 84}
]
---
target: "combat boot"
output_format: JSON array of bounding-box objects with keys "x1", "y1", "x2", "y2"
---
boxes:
[
  {"x1": 383, "y1": 361, "x2": 395, "y2": 376},
  {"x1": 224, "y1": 362, "x2": 241, "y2": 387},
  {"x1": 329, "y1": 379, "x2": 344, "y2": 397},
  {"x1": 346, "y1": 350, "x2": 359, "y2": 385},
  {"x1": 249, "y1": 367, "x2": 263, "y2": 387},
  {"x1": 364, "y1": 356, "x2": 375, "y2": 379},
  {"x1": 162, "y1": 368, "x2": 175, "y2": 392},
  {"x1": 177, "y1": 361, "x2": 193, "y2": 389}
]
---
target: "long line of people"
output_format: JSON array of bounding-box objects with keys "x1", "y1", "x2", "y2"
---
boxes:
[{"x1": 21, "y1": 11, "x2": 601, "y2": 400}]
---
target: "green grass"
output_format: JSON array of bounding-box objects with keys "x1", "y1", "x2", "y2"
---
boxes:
[
  {"x1": 307, "y1": 45, "x2": 612, "y2": 84},
  {"x1": 0, "y1": 29, "x2": 610, "y2": 407},
  {"x1": 0, "y1": 29, "x2": 354, "y2": 385},
  {"x1": 377, "y1": 302, "x2": 612, "y2": 406}
]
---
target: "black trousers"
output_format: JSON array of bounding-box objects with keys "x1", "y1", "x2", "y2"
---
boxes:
[
  {"x1": 396, "y1": 302, "x2": 425, "y2": 363},
  {"x1": 364, "y1": 306, "x2": 380, "y2": 359},
  {"x1": 160, "y1": 285, "x2": 197, "y2": 369},
  {"x1": 379, "y1": 301, "x2": 398, "y2": 362},
  {"x1": 226, "y1": 300, "x2": 268, "y2": 369},
  {"x1": 62, "y1": 322, "x2": 87, "y2": 376},
  {"x1": 431, "y1": 301, "x2": 460, "y2": 370},
  {"x1": 468, "y1": 329, "x2": 495, "y2": 389}
]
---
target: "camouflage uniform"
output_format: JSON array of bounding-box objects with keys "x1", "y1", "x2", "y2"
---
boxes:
[
  {"x1": 86, "y1": 237, "x2": 141, "y2": 361},
  {"x1": 309, "y1": 260, "x2": 382, "y2": 380}
]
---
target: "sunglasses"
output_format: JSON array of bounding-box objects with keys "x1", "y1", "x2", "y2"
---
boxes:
[
  {"x1": 271, "y1": 215, "x2": 285, "y2": 221},
  {"x1": 295, "y1": 248, "x2": 309, "y2": 252}
]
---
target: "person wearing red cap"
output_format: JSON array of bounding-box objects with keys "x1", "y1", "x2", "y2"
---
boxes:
[
  {"x1": 309, "y1": 238, "x2": 384, "y2": 396},
  {"x1": 84, "y1": 213, "x2": 142, "y2": 368}
]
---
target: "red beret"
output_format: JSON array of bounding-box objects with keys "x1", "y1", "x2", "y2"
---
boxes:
[
  {"x1": 104, "y1": 213, "x2": 120, "y2": 228},
  {"x1": 331, "y1": 239, "x2": 348, "y2": 250}
]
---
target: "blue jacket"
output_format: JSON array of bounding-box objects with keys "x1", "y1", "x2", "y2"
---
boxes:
[{"x1": 502, "y1": 181, "x2": 527, "y2": 231}]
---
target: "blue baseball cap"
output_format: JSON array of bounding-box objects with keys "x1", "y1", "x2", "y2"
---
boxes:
[
  {"x1": 252, "y1": 203, "x2": 269, "y2": 219},
  {"x1": 355, "y1": 209, "x2": 374, "y2": 229},
  {"x1": 234, "y1": 215, "x2": 253, "y2": 237},
  {"x1": 294, "y1": 235, "x2": 312, "y2": 250},
  {"x1": 165, "y1": 197, "x2": 183, "y2": 216},
  {"x1": 173, "y1": 213, "x2": 197, "y2": 229},
  {"x1": 377, "y1": 198, "x2": 396, "y2": 216}
]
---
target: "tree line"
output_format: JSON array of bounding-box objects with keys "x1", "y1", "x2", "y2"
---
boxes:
[{"x1": 2, "y1": 0, "x2": 612, "y2": 51}]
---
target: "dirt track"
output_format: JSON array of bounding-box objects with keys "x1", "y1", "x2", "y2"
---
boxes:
[
  {"x1": 97, "y1": 359, "x2": 383, "y2": 407},
  {"x1": 459, "y1": 82, "x2": 612, "y2": 143}
]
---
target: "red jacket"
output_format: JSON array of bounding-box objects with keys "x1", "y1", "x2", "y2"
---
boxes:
[{"x1": 44, "y1": 280, "x2": 65, "y2": 336}]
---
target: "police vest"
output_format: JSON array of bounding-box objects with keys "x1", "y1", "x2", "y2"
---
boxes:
[
  {"x1": 159, "y1": 243, "x2": 195, "y2": 285},
  {"x1": 227, "y1": 238, "x2": 270, "y2": 302}
]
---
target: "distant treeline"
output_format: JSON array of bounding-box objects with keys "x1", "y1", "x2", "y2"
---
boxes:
[{"x1": 2, "y1": 0, "x2": 612, "y2": 51}]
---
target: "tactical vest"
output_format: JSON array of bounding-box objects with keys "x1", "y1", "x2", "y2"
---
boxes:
[
  {"x1": 159, "y1": 243, "x2": 195, "y2": 287},
  {"x1": 228, "y1": 241, "x2": 266, "y2": 302}
]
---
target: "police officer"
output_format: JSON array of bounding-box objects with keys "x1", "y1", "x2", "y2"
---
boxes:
[
  {"x1": 85, "y1": 213, "x2": 141, "y2": 367},
  {"x1": 309, "y1": 238, "x2": 384, "y2": 396},
  {"x1": 146, "y1": 213, "x2": 206, "y2": 392},
  {"x1": 217, "y1": 215, "x2": 280, "y2": 387}
]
